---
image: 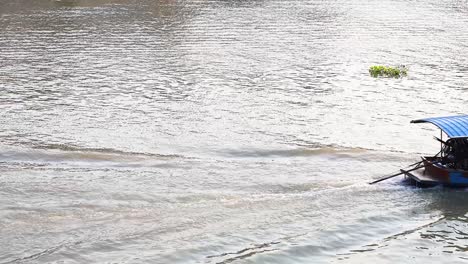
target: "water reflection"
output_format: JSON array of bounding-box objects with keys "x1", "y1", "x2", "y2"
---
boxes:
[
  {"x1": 420, "y1": 189, "x2": 468, "y2": 253},
  {"x1": 427, "y1": 189, "x2": 468, "y2": 219}
]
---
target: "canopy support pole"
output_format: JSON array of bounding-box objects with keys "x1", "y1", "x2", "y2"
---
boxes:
[{"x1": 440, "y1": 129, "x2": 443, "y2": 157}]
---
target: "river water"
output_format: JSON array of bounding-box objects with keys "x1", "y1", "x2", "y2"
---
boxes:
[{"x1": 1, "y1": 0, "x2": 467, "y2": 263}]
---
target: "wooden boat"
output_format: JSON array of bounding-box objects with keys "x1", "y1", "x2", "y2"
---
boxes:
[{"x1": 401, "y1": 115, "x2": 468, "y2": 187}]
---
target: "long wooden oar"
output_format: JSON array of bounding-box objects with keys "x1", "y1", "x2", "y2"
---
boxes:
[
  {"x1": 369, "y1": 164, "x2": 424, "y2": 185},
  {"x1": 405, "y1": 160, "x2": 423, "y2": 168}
]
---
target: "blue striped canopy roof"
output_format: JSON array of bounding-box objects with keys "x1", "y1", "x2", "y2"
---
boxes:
[{"x1": 411, "y1": 115, "x2": 468, "y2": 138}]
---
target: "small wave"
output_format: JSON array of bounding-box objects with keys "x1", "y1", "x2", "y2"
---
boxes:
[
  {"x1": 219, "y1": 146, "x2": 367, "y2": 158},
  {"x1": 31, "y1": 143, "x2": 182, "y2": 159},
  {"x1": 207, "y1": 241, "x2": 280, "y2": 264},
  {"x1": 0, "y1": 144, "x2": 186, "y2": 168},
  {"x1": 216, "y1": 145, "x2": 417, "y2": 164}
]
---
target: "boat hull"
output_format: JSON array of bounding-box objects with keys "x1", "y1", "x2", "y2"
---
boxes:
[{"x1": 402, "y1": 157, "x2": 468, "y2": 187}]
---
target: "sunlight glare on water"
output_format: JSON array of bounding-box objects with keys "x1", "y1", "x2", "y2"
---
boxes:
[{"x1": 0, "y1": 0, "x2": 467, "y2": 263}]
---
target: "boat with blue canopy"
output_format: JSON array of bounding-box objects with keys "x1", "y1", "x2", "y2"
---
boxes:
[{"x1": 371, "y1": 115, "x2": 468, "y2": 187}]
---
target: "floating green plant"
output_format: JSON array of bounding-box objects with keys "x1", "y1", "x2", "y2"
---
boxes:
[{"x1": 369, "y1": 65, "x2": 407, "y2": 78}]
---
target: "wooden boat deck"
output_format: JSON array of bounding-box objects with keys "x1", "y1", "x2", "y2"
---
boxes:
[
  {"x1": 402, "y1": 166, "x2": 468, "y2": 187},
  {"x1": 401, "y1": 167, "x2": 442, "y2": 187}
]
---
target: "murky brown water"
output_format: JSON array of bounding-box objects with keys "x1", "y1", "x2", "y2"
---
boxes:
[{"x1": 1, "y1": 0, "x2": 467, "y2": 263}]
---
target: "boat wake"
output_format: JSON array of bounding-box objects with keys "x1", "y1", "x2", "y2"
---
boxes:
[
  {"x1": 216, "y1": 145, "x2": 418, "y2": 164},
  {"x1": 0, "y1": 144, "x2": 187, "y2": 169}
]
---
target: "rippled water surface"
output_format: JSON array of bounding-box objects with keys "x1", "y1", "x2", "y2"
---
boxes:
[{"x1": 1, "y1": 0, "x2": 467, "y2": 263}]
